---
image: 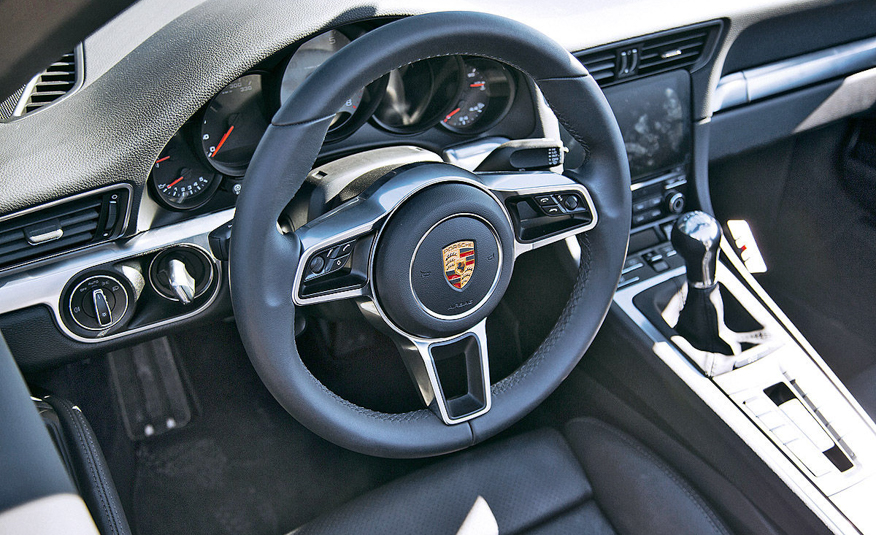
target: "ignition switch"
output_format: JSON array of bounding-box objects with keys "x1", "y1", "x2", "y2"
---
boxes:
[{"x1": 148, "y1": 246, "x2": 215, "y2": 304}]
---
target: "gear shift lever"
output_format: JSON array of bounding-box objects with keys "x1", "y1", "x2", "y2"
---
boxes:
[
  {"x1": 671, "y1": 211, "x2": 721, "y2": 289},
  {"x1": 671, "y1": 211, "x2": 733, "y2": 354}
]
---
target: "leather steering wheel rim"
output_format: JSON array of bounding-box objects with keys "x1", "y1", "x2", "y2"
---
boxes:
[{"x1": 230, "y1": 11, "x2": 631, "y2": 458}]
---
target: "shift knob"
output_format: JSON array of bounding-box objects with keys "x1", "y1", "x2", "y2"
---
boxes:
[{"x1": 671, "y1": 211, "x2": 722, "y2": 289}]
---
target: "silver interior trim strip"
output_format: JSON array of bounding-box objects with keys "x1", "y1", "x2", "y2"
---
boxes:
[
  {"x1": 0, "y1": 208, "x2": 233, "y2": 344},
  {"x1": 713, "y1": 36, "x2": 876, "y2": 113}
]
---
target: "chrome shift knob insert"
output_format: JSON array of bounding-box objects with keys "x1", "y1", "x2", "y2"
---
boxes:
[{"x1": 671, "y1": 211, "x2": 722, "y2": 289}]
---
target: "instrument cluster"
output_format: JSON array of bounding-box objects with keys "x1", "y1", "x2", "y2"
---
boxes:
[{"x1": 149, "y1": 27, "x2": 517, "y2": 211}]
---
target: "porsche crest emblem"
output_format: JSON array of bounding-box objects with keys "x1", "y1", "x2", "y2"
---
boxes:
[{"x1": 442, "y1": 241, "x2": 475, "y2": 290}]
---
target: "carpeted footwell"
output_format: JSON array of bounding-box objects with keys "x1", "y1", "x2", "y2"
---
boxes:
[{"x1": 131, "y1": 322, "x2": 425, "y2": 535}]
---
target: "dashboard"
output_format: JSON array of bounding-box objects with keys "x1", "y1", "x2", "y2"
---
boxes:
[{"x1": 0, "y1": 0, "x2": 874, "y2": 371}]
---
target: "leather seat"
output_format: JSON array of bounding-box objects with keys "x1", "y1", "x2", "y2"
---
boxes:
[{"x1": 291, "y1": 418, "x2": 731, "y2": 535}]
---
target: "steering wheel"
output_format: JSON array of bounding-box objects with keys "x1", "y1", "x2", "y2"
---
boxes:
[{"x1": 230, "y1": 11, "x2": 630, "y2": 458}]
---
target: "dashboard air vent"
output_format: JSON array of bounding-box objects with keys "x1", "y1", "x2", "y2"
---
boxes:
[
  {"x1": 22, "y1": 51, "x2": 78, "y2": 114},
  {"x1": 0, "y1": 186, "x2": 131, "y2": 271},
  {"x1": 575, "y1": 22, "x2": 721, "y2": 87},
  {"x1": 1, "y1": 47, "x2": 82, "y2": 121},
  {"x1": 576, "y1": 49, "x2": 618, "y2": 85}
]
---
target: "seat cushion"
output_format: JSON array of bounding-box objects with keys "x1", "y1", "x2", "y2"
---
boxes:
[
  {"x1": 291, "y1": 418, "x2": 730, "y2": 535},
  {"x1": 565, "y1": 418, "x2": 731, "y2": 535}
]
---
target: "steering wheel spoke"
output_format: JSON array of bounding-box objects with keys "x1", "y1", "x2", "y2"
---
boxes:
[
  {"x1": 390, "y1": 318, "x2": 491, "y2": 425},
  {"x1": 291, "y1": 199, "x2": 385, "y2": 305},
  {"x1": 480, "y1": 171, "x2": 598, "y2": 258}
]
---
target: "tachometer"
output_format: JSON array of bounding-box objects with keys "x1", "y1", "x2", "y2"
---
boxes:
[
  {"x1": 372, "y1": 56, "x2": 463, "y2": 134},
  {"x1": 441, "y1": 58, "x2": 515, "y2": 134},
  {"x1": 151, "y1": 132, "x2": 221, "y2": 210},
  {"x1": 200, "y1": 73, "x2": 269, "y2": 176}
]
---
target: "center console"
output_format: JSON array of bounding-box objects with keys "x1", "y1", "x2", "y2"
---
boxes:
[
  {"x1": 607, "y1": 70, "x2": 876, "y2": 534},
  {"x1": 600, "y1": 70, "x2": 693, "y2": 288}
]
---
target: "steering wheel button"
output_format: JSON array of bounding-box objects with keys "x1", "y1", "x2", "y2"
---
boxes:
[
  {"x1": 533, "y1": 195, "x2": 555, "y2": 206},
  {"x1": 541, "y1": 205, "x2": 562, "y2": 216},
  {"x1": 328, "y1": 241, "x2": 355, "y2": 259},
  {"x1": 561, "y1": 195, "x2": 580, "y2": 211},
  {"x1": 326, "y1": 254, "x2": 350, "y2": 274},
  {"x1": 308, "y1": 255, "x2": 326, "y2": 275}
]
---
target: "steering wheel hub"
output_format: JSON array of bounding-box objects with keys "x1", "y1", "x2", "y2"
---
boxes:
[{"x1": 373, "y1": 179, "x2": 514, "y2": 339}]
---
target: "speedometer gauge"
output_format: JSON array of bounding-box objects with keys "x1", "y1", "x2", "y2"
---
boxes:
[
  {"x1": 441, "y1": 58, "x2": 515, "y2": 134},
  {"x1": 200, "y1": 73, "x2": 269, "y2": 176}
]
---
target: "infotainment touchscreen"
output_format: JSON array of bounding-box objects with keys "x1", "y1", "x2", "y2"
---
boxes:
[{"x1": 602, "y1": 70, "x2": 691, "y2": 180}]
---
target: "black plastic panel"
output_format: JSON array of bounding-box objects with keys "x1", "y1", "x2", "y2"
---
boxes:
[
  {"x1": 708, "y1": 78, "x2": 846, "y2": 161},
  {"x1": 722, "y1": 0, "x2": 876, "y2": 75}
]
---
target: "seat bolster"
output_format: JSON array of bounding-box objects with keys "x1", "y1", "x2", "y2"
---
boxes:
[
  {"x1": 292, "y1": 429, "x2": 593, "y2": 535},
  {"x1": 564, "y1": 418, "x2": 731, "y2": 535}
]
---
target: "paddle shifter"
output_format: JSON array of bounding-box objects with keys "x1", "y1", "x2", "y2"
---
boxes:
[{"x1": 670, "y1": 211, "x2": 733, "y2": 354}]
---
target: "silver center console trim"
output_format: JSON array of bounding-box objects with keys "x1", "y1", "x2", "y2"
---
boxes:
[
  {"x1": 0, "y1": 208, "x2": 233, "y2": 344},
  {"x1": 613, "y1": 259, "x2": 861, "y2": 534},
  {"x1": 712, "y1": 36, "x2": 876, "y2": 113}
]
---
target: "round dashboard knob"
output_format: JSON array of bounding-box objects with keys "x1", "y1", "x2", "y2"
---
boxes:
[
  {"x1": 665, "y1": 190, "x2": 686, "y2": 215},
  {"x1": 67, "y1": 274, "x2": 131, "y2": 332}
]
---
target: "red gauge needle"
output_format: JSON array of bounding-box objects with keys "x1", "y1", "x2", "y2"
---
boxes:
[
  {"x1": 210, "y1": 125, "x2": 235, "y2": 158},
  {"x1": 165, "y1": 176, "x2": 185, "y2": 190},
  {"x1": 155, "y1": 156, "x2": 170, "y2": 164},
  {"x1": 470, "y1": 82, "x2": 485, "y2": 87},
  {"x1": 444, "y1": 108, "x2": 461, "y2": 122}
]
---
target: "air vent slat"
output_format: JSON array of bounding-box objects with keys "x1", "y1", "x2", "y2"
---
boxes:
[
  {"x1": 0, "y1": 234, "x2": 95, "y2": 266},
  {"x1": 36, "y1": 80, "x2": 75, "y2": 88},
  {"x1": 642, "y1": 33, "x2": 708, "y2": 51},
  {"x1": 0, "y1": 230, "x2": 24, "y2": 247},
  {"x1": 591, "y1": 71, "x2": 616, "y2": 82},
  {"x1": 639, "y1": 51, "x2": 703, "y2": 74},
  {"x1": 0, "y1": 188, "x2": 129, "y2": 271},
  {"x1": 0, "y1": 227, "x2": 95, "y2": 257},
  {"x1": 58, "y1": 210, "x2": 101, "y2": 227},
  {"x1": 577, "y1": 50, "x2": 619, "y2": 85},
  {"x1": 586, "y1": 60, "x2": 617, "y2": 73},
  {"x1": 640, "y1": 41, "x2": 706, "y2": 60}
]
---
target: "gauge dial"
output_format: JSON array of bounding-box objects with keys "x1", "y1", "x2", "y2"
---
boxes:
[
  {"x1": 151, "y1": 132, "x2": 221, "y2": 210},
  {"x1": 372, "y1": 56, "x2": 463, "y2": 134},
  {"x1": 281, "y1": 30, "x2": 368, "y2": 136},
  {"x1": 441, "y1": 59, "x2": 515, "y2": 134},
  {"x1": 200, "y1": 73, "x2": 269, "y2": 176}
]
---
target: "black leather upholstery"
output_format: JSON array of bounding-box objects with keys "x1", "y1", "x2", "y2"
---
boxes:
[
  {"x1": 566, "y1": 418, "x2": 731, "y2": 535},
  {"x1": 292, "y1": 418, "x2": 731, "y2": 535},
  {"x1": 41, "y1": 396, "x2": 132, "y2": 535},
  {"x1": 0, "y1": 332, "x2": 75, "y2": 514}
]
